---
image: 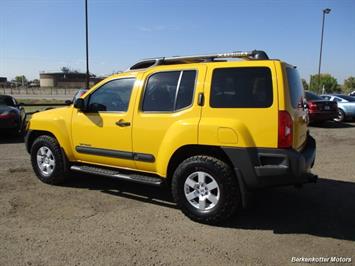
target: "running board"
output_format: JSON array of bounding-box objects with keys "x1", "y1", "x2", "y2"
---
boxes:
[{"x1": 70, "y1": 165, "x2": 163, "y2": 186}]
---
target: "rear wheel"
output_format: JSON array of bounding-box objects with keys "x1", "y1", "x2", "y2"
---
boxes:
[
  {"x1": 172, "y1": 155, "x2": 241, "y2": 224},
  {"x1": 30, "y1": 135, "x2": 68, "y2": 185},
  {"x1": 334, "y1": 109, "x2": 345, "y2": 122}
]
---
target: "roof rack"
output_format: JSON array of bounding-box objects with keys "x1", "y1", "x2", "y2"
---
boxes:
[{"x1": 129, "y1": 50, "x2": 269, "y2": 70}]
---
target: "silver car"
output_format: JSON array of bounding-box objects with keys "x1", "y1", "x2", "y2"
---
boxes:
[{"x1": 321, "y1": 94, "x2": 355, "y2": 122}]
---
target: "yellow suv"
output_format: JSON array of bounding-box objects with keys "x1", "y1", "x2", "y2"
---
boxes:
[{"x1": 25, "y1": 50, "x2": 317, "y2": 224}]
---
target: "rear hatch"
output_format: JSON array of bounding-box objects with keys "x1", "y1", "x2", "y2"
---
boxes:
[{"x1": 284, "y1": 66, "x2": 308, "y2": 151}]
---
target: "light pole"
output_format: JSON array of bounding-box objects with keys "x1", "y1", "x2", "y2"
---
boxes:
[
  {"x1": 317, "y1": 8, "x2": 331, "y2": 93},
  {"x1": 85, "y1": 0, "x2": 89, "y2": 90}
]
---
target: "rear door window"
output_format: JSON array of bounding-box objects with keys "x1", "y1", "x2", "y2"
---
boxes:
[
  {"x1": 210, "y1": 67, "x2": 273, "y2": 108},
  {"x1": 142, "y1": 70, "x2": 196, "y2": 112}
]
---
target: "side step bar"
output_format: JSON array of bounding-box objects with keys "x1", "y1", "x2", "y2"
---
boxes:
[{"x1": 70, "y1": 165, "x2": 163, "y2": 186}]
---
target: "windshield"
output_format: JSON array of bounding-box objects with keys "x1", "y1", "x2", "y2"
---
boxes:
[{"x1": 305, "y1": 91, "x2": 323, "y2": 101}]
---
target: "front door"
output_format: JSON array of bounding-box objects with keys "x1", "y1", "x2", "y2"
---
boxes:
[{"x1": 71, "y1": 77, "x2": 137, "y2": 169}]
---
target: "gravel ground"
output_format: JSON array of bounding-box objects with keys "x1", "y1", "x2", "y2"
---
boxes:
[{"x1": 0, "y1": 121, "x2": 354, "y2": 265}]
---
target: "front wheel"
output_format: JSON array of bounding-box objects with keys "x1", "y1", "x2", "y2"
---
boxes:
[
  {"x1": 172, "y1": 156, "x2": 241, "y2": 224},
  {"x1": 30, "y1": 135, "x2": 68, "y2": 185}
]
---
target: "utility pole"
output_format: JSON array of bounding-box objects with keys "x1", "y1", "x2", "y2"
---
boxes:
[
  {"x1": 85, "y1": 0, "x2": 90, "y2": 90},
  {"x1": 317, "y1": 8, "x2": 331, "y2": 93}
]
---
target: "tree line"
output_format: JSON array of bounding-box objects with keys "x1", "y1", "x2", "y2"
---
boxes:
[{"x1": 302, "y1": 74, "x2": 355, "y2": 94}]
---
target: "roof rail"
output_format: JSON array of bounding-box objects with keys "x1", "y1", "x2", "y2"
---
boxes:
[{"x1": 129, "y1": 50, "x2": 269, "y2": 70}]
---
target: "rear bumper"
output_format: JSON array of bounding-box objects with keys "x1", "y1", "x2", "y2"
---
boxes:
[
  {"x1": 222, "y1": 135, "x2": 317, "y2": 189},
  {"x1": 0, "y1": 118, "x2": 19, "y2": 129},
  {"x1": 309, "y1": 111, "x2": 337, "y2": 121}
]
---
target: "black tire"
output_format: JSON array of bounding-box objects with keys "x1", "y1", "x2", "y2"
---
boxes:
[
  {"x1": 334, "y1": 109, "x2": 345, "y2": 122},
  {"x1": 171, "y1": 155, "x2": 241, "y2": 224},
  {"x1": 30, "y1": 135, "x2": 68, "y2": 185}
]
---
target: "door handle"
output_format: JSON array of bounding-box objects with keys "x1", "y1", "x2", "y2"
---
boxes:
[{"x1": 116, "y1": 119, "x2": 131, "y2": 127}]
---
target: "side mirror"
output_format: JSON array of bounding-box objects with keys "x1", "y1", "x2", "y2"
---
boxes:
[
  {"x1": 88, "y1": 103, "x2": 106, "y2": 112},
  {"x1": 65, "y1": 100, "x2": 73, "y2": 105},
  {"x1": 74, "y1": 98, "x2": 86, "y2": 111}
]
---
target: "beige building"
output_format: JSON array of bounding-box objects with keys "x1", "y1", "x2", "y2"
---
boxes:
[{"x1": 39, "y1": 72, "x2": 104, "y2": 88}]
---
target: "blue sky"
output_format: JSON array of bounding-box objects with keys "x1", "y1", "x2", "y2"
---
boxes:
[{"x1": 1, "y1": 0, "x2": 354, "y2": 84}]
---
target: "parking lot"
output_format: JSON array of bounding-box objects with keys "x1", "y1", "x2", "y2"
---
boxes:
[{"x1": 0, "y1": 121, "x2": 354, "y2": 265}]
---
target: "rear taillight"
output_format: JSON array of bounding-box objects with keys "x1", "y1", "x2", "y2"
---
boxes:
[
  {"x1": 308, "y1": 102, "x2": 318, "y2": 111},
  {"x1": 0, "y1": 113, "x2": 16, "y2": 119},
  {"x1": 278, "y1": 111, "x2": 293, "y2": 148}
]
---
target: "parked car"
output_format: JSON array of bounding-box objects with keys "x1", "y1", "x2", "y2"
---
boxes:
[
  {"x1": 0, "y1": 95, "x2": 26, "y2": 135},
  {"x1": 73, "y1": 89, "x2": 88, "y2": 102},
  {"x1": 25, "y1": 50, "x2": 317, "y2": 224},
  {"x1": 304, "y1": 91, "x2": 338, "y2": 123},
  {"x1": 349, "y1": 91, "x2": 355, "y2": 97},
  {"x1": 320, "y1": 94, "x2": 355, "y2": 122},
  {"x1": 65, "y1": 89, "x2": 88, "y2": 105}
]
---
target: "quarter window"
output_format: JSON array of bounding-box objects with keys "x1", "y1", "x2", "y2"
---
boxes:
[
  {"x1": 286, "y1": 67, "x2": 304, "y2": 109},
  {"x1": 210, "y1": 67, "x2": 273, "y2": 108},
  {"x1": 142, "y1": 70, "x2": 196, "y2": 112},
  {"x1": 88, "y1": 78, "x2": 135, "y2": 112}
]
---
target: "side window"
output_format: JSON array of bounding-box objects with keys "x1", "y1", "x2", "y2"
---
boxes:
[
  {"x1": 142, "y1": 70, "x2": 196, "y2": 112},
  {"x1": 88, "y1": 78, "x2": 135, "y2": 112},
  {"x1": 210, "y1": 67, "x2": 273, "y2": 108},
  {"x1": 286, "y1": 67, "x2": 304, "y2": 109},
  {"x1": 333, "y1": 97, "x2": 341, "y2": 102},
  {"x1": 176, "y1": 71, "x2": 196, "y2": 110}
]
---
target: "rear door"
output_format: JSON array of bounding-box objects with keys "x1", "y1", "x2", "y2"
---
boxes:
[
  {"x1": 132, "y1": 65, "x2": 206, "y2": 174},
  {"x1": 284, "y1": 65, "x2": 308, "y2": 150}
]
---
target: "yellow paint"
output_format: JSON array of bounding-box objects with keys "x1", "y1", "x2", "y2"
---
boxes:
[{"x1": 218, "y1": 128, "x2": 238, "y2": 144}]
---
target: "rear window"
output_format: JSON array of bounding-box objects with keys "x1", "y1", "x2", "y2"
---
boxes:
[
  {"x1": 0, "y1": 96, "x2": 15, "y2": 106},
  {"x1": 286, "y1": 67, "x2": 304, "y2": 108},
  {"x1": 305, "y1": 91, "x2": 323, "y2": 101},
  {"x1": 210, "y1": 67, "x2": 273, "y2": 108}
]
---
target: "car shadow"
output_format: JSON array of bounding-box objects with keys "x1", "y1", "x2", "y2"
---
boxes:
[
  {"x1": 223, "y1": 178, "x2": 355, "y2": 241},
  {"x1": 63, "y1": 174, "x2": 355, "y2": 241},
  {"x1": 64, "y1": 173, "x2": 177, "y2": 209},
  {"x1": 310, "y1": 121, "x2": 355, "y2": 128},
  {"x1": 0, "y1": 133, "x2": 24, "y2": 144}
]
